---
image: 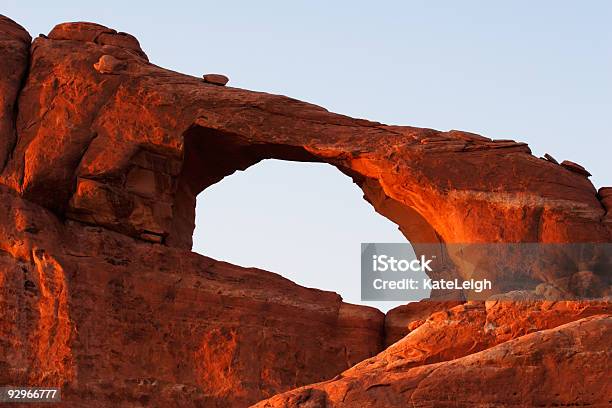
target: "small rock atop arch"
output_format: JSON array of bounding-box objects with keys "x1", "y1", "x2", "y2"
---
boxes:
[
  {"x1": 560, "y1": 160, "x2": 591, "y2": 177},
  {"x1": 542, "y1": 153, "x2": 559, "y2": 164},
  {"x1": 202, "y1": 74, "x2": 229, "y2": 86}
]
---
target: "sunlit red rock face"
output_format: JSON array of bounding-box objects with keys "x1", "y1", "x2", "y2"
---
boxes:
[
  {"x1": 258, "y1": 301, "x2": 610, "y2": 407},
  {"x1": 0, "y1": 14, "x2": 610, "y2": 298},
  {"x1": 255, "y1": 314, "x2": 612, "y2": 408},
  {"x1": 0, "y1": 14, "x2": 611, "y2": 408},
  {"x1": 0, "y1": 185, "x2": 383, "y2": 407}
]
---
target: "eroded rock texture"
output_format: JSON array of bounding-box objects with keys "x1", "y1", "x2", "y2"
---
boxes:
[
  {"x1": 0, "y1": 16, "x2": 609, "y2": 299},
  {"x1": 0, "y1": 14, "x2": 610, "y2": 407},
  {"x1": 255, "y1": 315, "x2": 612, "y2": 408},
  {"x1": 0, "y1": 185, "x2": 383, "y2": 407},
  {"x1": 0, "y1": 16, "x2": 30, "y2": 171}
]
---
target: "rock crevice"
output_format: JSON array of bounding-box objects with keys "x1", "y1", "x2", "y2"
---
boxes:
[{"x1": 0, "y1": 16, "x2": 31, "y2": 172}]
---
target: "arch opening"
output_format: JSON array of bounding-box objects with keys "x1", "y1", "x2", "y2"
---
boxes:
[
  {"x1": 170, "y1": 125, "x2": 456, "y2": 309},
  {"x1": 192, "y1": 159, "x2": 414, "y2": 311}
]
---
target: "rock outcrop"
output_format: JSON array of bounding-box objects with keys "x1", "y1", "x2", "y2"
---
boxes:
[
  {"x1": 384, "y1": 300, "x2": 464, "y2": 346},
  {"x1": 0, "y1": 16, "x2": 30, "y2": 171},
  {"x1": 0, "y1": 14, "x2": 610, "y2": 407},
  {"x1": 255, "y1": 315, "x2": 612, "y2": 407},
  {"x1": 0, "y1": 185, "x2": 384, "y2": 407},
  {"x1": 0, "y1": 16, "x2": 609, "y2": 299}
]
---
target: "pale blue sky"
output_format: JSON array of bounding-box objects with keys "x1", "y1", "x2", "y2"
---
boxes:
[{"x1": 5, "y1": 1, "x2": 611, "y2": 311}]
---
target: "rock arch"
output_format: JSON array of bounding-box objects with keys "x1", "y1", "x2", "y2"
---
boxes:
[
  {"x1": 1, "y1": 18, "x2": 610, "y2": 296},
  {"x1": 1, "y1": 16, "x2": 611, "y2": 407},
  {"x1": 169, "y1": 124, "x2": 443, "y2": 252}
]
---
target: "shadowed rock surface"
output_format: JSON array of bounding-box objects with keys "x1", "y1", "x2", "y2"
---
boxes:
[{"x1": 0, "y1": 15, "x2": 610, "y2": 407}]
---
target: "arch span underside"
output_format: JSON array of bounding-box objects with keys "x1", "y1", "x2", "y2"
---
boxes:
[
  {"x1": 167, "y1": 125, "x2": 478, "y2": 300},
  {"x1": 170, "y1": 125, "x2": 444, "y2": 250}
]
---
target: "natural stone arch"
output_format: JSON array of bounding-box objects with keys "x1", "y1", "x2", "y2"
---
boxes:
[
  {"x1": 165, "y1": 124, "x2": 459, "y2": 298},
  {"x1": 1, "y1": 19, "x2": 609, "y2": 299},
  {"x1": 168, "y1": 124, "x2": 444, "y2": 251},
  {"x1": 1, "y1": 16, "x2": 610, "y2": 408}
]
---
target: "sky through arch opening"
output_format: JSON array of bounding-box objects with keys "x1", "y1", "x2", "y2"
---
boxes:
[{"x1": 192, "y1": 159, "x2": 414, "y2": 312}]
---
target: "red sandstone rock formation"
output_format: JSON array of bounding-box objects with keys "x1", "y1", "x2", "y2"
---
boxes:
[
  {"x1": 0, "y1": 184, "x2": 383, "y2": 406},
  {"x1": 384, "y1": 300, "x2": 464, "y2": 346},
  {"x1": 0, "y1": 14, "x2": 610, "y2": 407},
  {"x1": 255, "y1": 315, "x2": 612, "y2": 407},
  {"x1": 0, "y1": 15, "x2": 609, "y2": 299},
  {"x1": 0, "y1": 16, "x2": 30, "y2": 172}
]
